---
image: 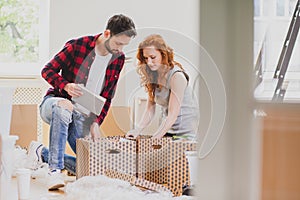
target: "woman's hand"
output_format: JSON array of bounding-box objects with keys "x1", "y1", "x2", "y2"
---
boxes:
[
  {"x1": 152, "y1": 133, "x2": 165, "y2": 139},
  {"x1": 125, "y1": 129, "x2": 141, "y2": 139}
]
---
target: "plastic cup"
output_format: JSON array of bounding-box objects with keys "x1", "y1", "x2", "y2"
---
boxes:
[
  {"x1": 185, "y1": 151, "x2": 198, "y2": 186},
  {"x1": 0, "y1": 135, "x2": 19, "y2": 200},
  {"x1": 16, "y1": 168, "x2": 31, "y2": 200}
]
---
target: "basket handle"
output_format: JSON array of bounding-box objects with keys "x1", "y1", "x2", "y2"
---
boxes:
[
  {"x1": 152, "y1": 144, "x2": 162, "y2": 150},
  {"x1": 105, "y1": 149, "x2": 121, "y2": 154}
]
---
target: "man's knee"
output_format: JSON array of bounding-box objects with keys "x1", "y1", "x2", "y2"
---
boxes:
[
  {"x1": 57, "y1": 99, "x2": 73, "y2": 112},
  {"x1": 53, "y1": 99, "x2": 73, "y2": 124}
]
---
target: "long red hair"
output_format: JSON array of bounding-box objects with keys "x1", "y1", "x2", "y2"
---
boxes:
[{"x1": 136, "y1": 34, "x2": 183, "y2": 102}]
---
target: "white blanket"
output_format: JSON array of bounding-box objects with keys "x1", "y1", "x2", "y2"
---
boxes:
[{"x1": 64, "y1": 175, "x2": 194, "y2": 200}]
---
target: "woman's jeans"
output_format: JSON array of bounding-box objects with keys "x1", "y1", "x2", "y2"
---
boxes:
[{"x1": 39, "y1": 95, "x2": 93, "y2": 174}]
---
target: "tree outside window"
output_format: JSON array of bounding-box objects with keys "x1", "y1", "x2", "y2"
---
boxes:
[{"x1": 0, "y1": 0, "x2": 38, "y2": 63}]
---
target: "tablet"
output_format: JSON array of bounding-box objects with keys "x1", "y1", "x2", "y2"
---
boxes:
[{"x1": 72, "y1": 84, "x2": 106, "y2": 116}]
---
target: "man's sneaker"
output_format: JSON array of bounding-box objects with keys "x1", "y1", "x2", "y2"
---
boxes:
[
  {"x1": 25, "y1": 141, "x2": 44, "y2": 170},
  {"x1": 31, "y1": 162, "x2": 49, "y2": 179},
  {"x1": 47, "y1": 169, "x2": 65, "y2": 191}
]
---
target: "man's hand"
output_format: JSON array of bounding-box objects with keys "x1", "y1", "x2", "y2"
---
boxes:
[
  {"x1": 90, "y1": 122, "x2": 102, "y2": 141},
  {"x1": 64, "y1": 83, "x2": 83, "y2": 97}
]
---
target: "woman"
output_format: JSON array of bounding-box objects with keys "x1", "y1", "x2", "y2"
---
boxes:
[{"x1": 126, "y1": 34, "x2": 199, "y2": 140}]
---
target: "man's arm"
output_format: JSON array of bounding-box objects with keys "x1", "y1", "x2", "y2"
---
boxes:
[{"x1": 41, "y1": 41, "x2": 74, "y2": 93}]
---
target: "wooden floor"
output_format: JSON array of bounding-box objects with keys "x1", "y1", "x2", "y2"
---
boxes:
[{"x1": 9, "y1": 175, "x2": 76, "y2": 200}]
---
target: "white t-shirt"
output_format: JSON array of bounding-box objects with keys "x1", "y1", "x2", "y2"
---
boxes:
[{"x1": 85, "y1": 52, "x2": 112, "y2": 94}]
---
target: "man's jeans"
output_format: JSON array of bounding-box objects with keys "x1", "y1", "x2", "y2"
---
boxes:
[{"x1": 39, "y1": 95, "x2": 93, "y2": 174}]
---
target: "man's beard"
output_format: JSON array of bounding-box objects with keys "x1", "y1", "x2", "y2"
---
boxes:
[{"x1": 104, "y1": 38, "x2": 115, "y2": 54}]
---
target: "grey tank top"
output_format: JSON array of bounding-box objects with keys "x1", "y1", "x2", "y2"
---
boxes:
[{"x1": 154, "y1": 66, "x2": 199, "y2": 139}]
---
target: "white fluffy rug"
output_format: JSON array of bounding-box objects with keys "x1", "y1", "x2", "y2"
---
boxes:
[
  {"x1": 63, "y1": 175, "x2": 194, "y2": 200},
  {"x1": 12, "y1": 146, "x2": 194, "y2": 200}
]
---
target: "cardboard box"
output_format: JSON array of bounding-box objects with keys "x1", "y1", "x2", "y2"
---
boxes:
[
  {"x1": 76, "y1": 136, "x2": 197, "y2": 196},
  {"x1": 10, "y1": 105, "x2": 37, "y2": 148},
  {"x1": 76, "y1": 136, "x2": 136, "y2": 179},
  {"x1": 100, "y1": 106, "x2": 131, "y2": 136},
  {"x1": 136, "y1": 136, "x2": 197, "y2": 196},
  {"x1": 105, "y1": 169, "x2": 172, "y2": 194}
]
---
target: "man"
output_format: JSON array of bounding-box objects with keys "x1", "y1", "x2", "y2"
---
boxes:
[{"x1": 26, "y1": 14, "x2": 136, "y2": 190}]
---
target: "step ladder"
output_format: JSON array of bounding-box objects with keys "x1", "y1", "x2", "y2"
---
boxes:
[{"x1": 272, "y1": 0, "x2": 300, "y2": 101}]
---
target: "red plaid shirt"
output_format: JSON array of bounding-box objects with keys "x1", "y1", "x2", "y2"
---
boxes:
[{"x1": 41, "y1": 34, "x2": 125, "y2": 125}]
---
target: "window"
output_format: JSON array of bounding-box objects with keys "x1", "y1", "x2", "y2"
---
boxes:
[
  {"x1": 276, "y1": 0, "x2": 297, "y2": 17},
  {"x1": 254, "y1": 0, "x2": 300, "y2": 102},
  {"x1": 276, "y1": 0, "x2": 286, "y2": 16},
  {"x1": 254, "y1": 0, "x2": 261, "y2": 17},
  {"x1": 0, "y1": 0, "x2": 49, "y2": 77},
  {"x1": 289, "y1": 0, "x2": 297, "y2": 15}
]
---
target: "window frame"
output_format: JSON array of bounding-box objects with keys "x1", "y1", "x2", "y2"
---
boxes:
[{"x1": 0, "y1": 0, "x2": 49, "y2": 78}]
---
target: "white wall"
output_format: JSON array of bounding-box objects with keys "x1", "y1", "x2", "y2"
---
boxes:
[
  {"x1": 199, "y1": 1, "x2": 231, "y2": 199},
  {"x1": 49, "y1": 0, "x2": 199, "y2": 55},
  {"x1": 49, "y1": 0, "x2": 200, "y2": 106}
]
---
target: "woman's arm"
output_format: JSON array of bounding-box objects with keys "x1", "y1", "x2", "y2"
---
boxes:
[
  {"x1": 126, "y1": 98, "x2": 156, "y2": 138},
  {"x1": 152, "y1": 72, "x2": 187, "y2": 139}
]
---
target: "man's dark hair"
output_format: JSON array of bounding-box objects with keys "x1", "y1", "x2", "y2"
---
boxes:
[{"x1": 106, "y1": 14, "x2": 137, "y2": 37}]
